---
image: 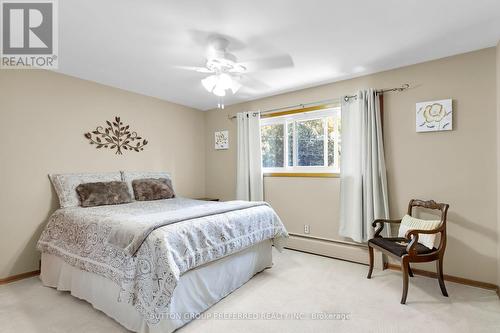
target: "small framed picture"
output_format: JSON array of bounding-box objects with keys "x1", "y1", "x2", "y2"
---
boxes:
[
  {"x1": 214, "y1": 130, "x2": 229, "y2": 150},
  {"x1": 416, "y1": 99, "x2": 452, "y2": 132}
]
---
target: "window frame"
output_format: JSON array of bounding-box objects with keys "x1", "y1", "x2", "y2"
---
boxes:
[{"x1": 260, "y1": 107, "x2": 341, "y2": 175}]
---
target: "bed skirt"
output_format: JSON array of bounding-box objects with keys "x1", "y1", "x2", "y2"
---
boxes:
[{"x1": 40, "y1": 240, "x2": 273, "y2": 333}]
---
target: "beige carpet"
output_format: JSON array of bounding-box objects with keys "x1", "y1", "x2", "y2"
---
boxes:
[{"x1": 1, "y1": 249, "x2": 499, "y2": 333}]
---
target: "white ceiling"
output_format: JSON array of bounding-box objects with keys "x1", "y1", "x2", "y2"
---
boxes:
[{"x1": 58, "y1": 0, "x2": 500, "y2": 110}]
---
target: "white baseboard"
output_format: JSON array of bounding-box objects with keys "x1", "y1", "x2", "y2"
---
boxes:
[{"x1": 285, "y1": 234, "x2": 383, "y2": 269}]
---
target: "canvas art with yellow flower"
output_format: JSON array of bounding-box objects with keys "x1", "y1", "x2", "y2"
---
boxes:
[{"x1": 416, "y1": 99, "x2": 452, "y2": 132}]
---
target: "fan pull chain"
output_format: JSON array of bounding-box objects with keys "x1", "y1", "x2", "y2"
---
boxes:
[{"x1": 217, "y1": 96, "x2": 225, "y2": 109}]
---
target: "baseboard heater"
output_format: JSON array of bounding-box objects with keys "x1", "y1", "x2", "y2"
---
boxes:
[{"x1": 286, "y1": 233, "x2": 384, "y2": 269}]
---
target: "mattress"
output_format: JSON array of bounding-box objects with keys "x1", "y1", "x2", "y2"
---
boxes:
[
  {"x1": 41, "y1": 240, "x2": 273, "y2": 333},
  {"x1": 37, "y1": 197, "x2": 287, "y2": 323}
]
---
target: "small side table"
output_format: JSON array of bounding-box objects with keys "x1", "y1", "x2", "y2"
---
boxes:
[{"x1": 194, "y1": 197, "x2": 220, "y2": 202}]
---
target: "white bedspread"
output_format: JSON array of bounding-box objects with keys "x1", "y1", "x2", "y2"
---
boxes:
[{"x1": 37, "y1": 198, "x2": 288, "y2": 325}]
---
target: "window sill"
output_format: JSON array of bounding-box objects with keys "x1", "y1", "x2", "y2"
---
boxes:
[{"x1": 263, "y1": 172, "x2": 340, "y2": 178}]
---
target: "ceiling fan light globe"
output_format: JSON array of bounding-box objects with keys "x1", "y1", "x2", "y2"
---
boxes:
[
  {"x1": 217, "y1": 73, "x2": 233, "y2": 90},
  {"x1": 230, "y1": 80, "x2": 242, "y2": 94},
  {"x1": 201, "y1": 75, "x2": 217, "y2": 92},
  {"x1": 213, "y1": 85, "x2": 226, "y2": 97}
]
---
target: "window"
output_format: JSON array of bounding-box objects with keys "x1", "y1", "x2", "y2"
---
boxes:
[
  {"x1": 261, "y1": 123, "x2": 284, "y2": 168},
  {"x1": 260, "y1": 108, "x2": 341, "y2": 174}
]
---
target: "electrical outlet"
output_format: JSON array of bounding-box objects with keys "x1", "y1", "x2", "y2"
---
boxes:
[{"x1": 304, "y1": 224, "x2": 310, "y2": 234}]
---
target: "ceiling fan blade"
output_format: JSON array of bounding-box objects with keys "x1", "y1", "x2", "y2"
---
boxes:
[
  {"x1": 239, "y1": 54, "x2": 294, "y2": 73},
  {"x1": 240, "y1": 75, "x2": 270, "y2": 92},
  {"x1": 187, "y1": 30, "x2": 247, "y2": 52},
  {"x1": 174, "y1": 65, "x2": 214, "y2": 73}
]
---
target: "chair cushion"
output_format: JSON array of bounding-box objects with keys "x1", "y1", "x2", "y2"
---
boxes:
[
  {"x1": 369, "y1": 237, "x2": 436, "y2": 257},
  {"x1": 398, "y1": 214, "x2": 441, "y2": 249}
]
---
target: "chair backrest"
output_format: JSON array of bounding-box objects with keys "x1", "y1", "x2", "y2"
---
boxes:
[{"x1": 407, "y1": 199, "x2": 450, "y2": 251}]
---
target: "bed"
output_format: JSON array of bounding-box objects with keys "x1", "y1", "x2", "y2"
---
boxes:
[{"x1": 37, "y1": 171, "x2": 288, "y2": 333}]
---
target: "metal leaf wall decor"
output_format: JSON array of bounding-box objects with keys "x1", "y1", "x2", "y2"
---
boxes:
[{"x1": 84, "y1": 116, "x2": 148, "y2": 155}]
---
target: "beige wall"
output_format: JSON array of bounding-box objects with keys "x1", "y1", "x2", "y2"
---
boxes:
[
  {"x1": 263, "y1": 178, "x2": 343, "y2": 241},
  {"x1": 0, "y1": 70, "x2": 206, "y2": 279},
  {"x1": 205, "y1": 48, "x2": 498, "y2": 284}
]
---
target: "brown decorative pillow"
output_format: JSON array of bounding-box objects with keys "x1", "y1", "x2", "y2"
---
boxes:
[
  {"x1": 132, "y1": 178, "x2": 175, "y2": 201},
  {"x1": 76, "y1": 181, "x2": 132, "y2": 207}
]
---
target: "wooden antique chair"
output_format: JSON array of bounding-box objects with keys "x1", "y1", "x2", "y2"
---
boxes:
[{"x1": 367, "y1": 199, "x2": 450, "y2": 304}]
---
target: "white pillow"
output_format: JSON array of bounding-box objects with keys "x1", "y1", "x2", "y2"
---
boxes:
[
  {"x1": 398, "y1": 214, "x2": 441, "y2": 249},
  {"x1": 120, "y1": 171, "x2": 173, "y2": 200},
  {"x1": 49, "y1": 172, "x2": 122, "y2": 208}
]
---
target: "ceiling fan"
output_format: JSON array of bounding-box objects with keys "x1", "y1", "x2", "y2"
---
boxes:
[{"x1": 176, "y1": 35, "x2": 294, "y2": 109}]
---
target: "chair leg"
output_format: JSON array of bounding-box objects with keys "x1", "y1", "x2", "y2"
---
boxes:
[
  {"x1": 401, "y1": 258, "x2": 409, "y2": 304},
  {"x1": 436, "y1": 258, "x2": 448, "y2": 297},
  {"x1": 367, "y1": 245, "x2": 374, "y2": 279},
  {"x1": 408, "y1": 264, "x2": 414, "y2": 277}
]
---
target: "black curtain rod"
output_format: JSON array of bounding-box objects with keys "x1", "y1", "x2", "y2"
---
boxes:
[
  {"x1": 227, "y1": 83, "x2": 410, "y2": 120},
  {"x1": 343, "y1": 83, "x2": 410, "y2": 102}
]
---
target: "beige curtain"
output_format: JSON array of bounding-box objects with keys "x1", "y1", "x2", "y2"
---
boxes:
[
  {"x1": 339, "y1": 89, "x2": 389, "y2": 242},
  {"x1": 236, "y1": 112, "x2": 263, "y2": 201}
]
